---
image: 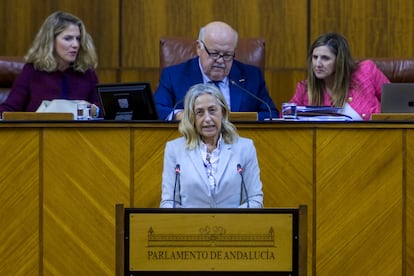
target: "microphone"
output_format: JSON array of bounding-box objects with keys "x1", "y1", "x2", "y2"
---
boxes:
[
  {"x1": 173, "y1": 164, "x2": 181, "y2": 208},
  {"x1": 237, "y1": 164, "x2": 250, "y2": 208},
  {"x1": 230, "y1": 79, "x2": 273, "y2": 120}
]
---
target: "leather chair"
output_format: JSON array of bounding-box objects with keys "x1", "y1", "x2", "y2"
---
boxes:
[
  {"x1": 159, "y1": 36, "x2": 266, "y2": 71},
  {"x1": 370, "y1": 58, "x2": 414, "y2": 82},
  {"x1": 0, "y1": 56, "x2": 25, "y2": 104}
]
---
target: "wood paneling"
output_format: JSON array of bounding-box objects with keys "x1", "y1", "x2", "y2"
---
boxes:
[
  {"x1": 316, "y1": 129, "x2": 403, "y2": 275},
  {"x1": 238, "y1": 127, "x2": 314, "y2": 274},
  {"x1": 0, "y1": 0, "x2": 119, "y2": 67},
  {"x1": 266, "y1": 70, "x2": 307, "y2": 111},
  {"x1": 1, "y1": 122, "x2": 414, "y2": 275},
  {"x1": 133, "y1": 127, "x2": 180, "y2": 207},
  {"x1": 42, "y1": 128, "x2": 130, "y2": 274},
  {"x1": 407, "y1": 130, "x2": 414, "y2": 275},
  {"x1": 310, "y1": 0, "x2": 414, "y2": 58},
  {"x1": 122, "y1": 0, "x2": 308, "y2": 68},
  {"x1": 0, "y1": 129, "x2": 39, "y2": 275}
]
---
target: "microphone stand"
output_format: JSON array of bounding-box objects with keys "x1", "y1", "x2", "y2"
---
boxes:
[
  {"x1": 230, "y1": 79, "x2": 274, "y2": 121},
  {"x1": 173, "y1": 164, "x2": 181, "y2": 208},
  {"x1": 237, "y1": 164, "x2": 250, "y2": 208}
]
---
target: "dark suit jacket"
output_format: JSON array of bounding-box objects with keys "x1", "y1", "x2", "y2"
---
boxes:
[{"x1": 154, "y1": 57, "x2": 278, "y2": 120}]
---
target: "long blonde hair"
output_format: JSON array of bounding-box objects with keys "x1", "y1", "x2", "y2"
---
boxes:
[
  {"x1": 179, "y1": 83, "x2": 239, "y2": 150},
  {"x1": 25, "y1": 11, "x2": 97, "y2": 72}
]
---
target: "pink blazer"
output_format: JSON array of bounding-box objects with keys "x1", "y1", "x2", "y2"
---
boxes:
[{"x1": 290, "y1": 60, "x2": 390, "y2": 120}]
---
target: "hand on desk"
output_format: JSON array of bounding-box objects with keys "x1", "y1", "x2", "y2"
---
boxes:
[{"x1": 174, "y1": 111, "x2": 184, "y2": 121}]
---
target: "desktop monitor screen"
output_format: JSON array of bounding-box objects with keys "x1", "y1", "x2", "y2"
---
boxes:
[{"x1": 97, "y1": 82, "x2": 159, "y2": 120}]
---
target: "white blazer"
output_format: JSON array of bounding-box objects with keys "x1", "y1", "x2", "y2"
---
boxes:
[{"x1": 160, "y1": 136, "x2": 263, "y2": 208}]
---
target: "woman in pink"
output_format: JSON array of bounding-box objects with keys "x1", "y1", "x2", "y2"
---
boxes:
[{"x1": 290, "y1": 32, "x2": 390, "y2": 120}]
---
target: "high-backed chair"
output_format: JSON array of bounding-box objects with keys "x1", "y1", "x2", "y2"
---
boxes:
[
  {"x1": 369, "y1": 58, "x2": 414, "y2": 83},
  {"x1": 159, "y1": 36, "x2": 265, "y2": 72},
  {"x1": 0, "y1": 56, "x2": 25, "y2": 103}
]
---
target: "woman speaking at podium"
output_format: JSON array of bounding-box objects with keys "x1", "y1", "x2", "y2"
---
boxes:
[{"x1": 160, "y1": 83, "x2": 263, "y2": 208}]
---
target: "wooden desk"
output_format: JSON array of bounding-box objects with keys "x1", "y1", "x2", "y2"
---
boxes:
[{"x1": 0, "y1": 121, "x2": 413, "y2": 275}]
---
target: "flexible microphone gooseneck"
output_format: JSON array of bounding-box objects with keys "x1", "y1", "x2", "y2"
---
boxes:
[
  {"x1": 230, "y1": 79, "x2": 273, "y2": 120},
  {"x1": 237, "y1": 164, "x2": 250, "y2": 208},
  {"x1": 171, "y1": 99, "x2": 185, "y2": 121},
  {"x1": 173, "y1": 164, "x2": 181, "y2": 208}
]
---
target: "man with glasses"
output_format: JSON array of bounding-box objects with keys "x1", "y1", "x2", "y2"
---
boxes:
[{"x1": 154, "y1": 21, "x2": 278, "y2": 121}]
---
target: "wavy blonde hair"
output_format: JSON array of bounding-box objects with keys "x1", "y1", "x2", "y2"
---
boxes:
[
  {"x1": 179, "y1": 83, "x2": 239, "y2": 150},
  {"x1": 25, "y1": 11, "x2": 97, "y2": 72}
]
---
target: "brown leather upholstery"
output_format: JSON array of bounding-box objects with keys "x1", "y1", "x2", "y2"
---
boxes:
[
  {"x1": 369, "y1": 58, "x2": 414, "y2": 83},
  {"x1": 159, "y1": 36, "x2": 266, "y2": 71},
  {"x1": 0, "y1": 56, "x2": 25, "y2": 104}
]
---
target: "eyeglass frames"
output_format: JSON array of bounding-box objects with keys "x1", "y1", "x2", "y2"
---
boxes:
[{"x1": 200, "y1": 40, "x2": 235, "y2": 61}]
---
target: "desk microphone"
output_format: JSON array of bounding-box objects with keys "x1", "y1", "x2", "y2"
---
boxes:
[
  {"x1": 230, "y1": 79, "x2": 273, "y2": 120},
  {"x1": 173, "y1": 164, "x2": 181, "y2": 208},
  {"x1": 237, "y1": 164, "x2": 250, "y2": 208}
]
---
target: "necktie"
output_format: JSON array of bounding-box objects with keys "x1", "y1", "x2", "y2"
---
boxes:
[{"x1": 209, "y1": 81, "x2": 221, "y2": 90}]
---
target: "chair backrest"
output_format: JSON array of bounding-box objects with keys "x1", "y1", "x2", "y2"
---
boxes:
[
  {"x1": 370, "y1": 58, "x2": 414, "y2": 83},
  {"x1": 159, "y1": 36, "x2": 265, "y2": 71},
  {"x1": 0, "y1": 56, "x2": 25, "y2": 103}
]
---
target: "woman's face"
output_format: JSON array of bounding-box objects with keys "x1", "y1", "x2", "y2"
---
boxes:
[
  {"x1": 54, "y1": 24, "x2": 80, "y2": 70},
  {"x1": 194, "y1": 93, "x2": 223, "y2": 144},
  {"x1": 312, "y1": 45, "x2": 336, "y2": 80}
]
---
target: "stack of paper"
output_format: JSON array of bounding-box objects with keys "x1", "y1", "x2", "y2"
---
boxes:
[{"x1": 296, "y1": 106, "x2": 352, "y2": 121}]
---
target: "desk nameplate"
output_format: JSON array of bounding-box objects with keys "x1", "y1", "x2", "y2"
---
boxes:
[{"x1": 123, "y1": 208, "x2": 299, "y2": 274}]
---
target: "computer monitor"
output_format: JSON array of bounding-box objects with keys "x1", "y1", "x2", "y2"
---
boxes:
[{"x1": 97, "y1": 82, "x2": 159, "y2": 120}]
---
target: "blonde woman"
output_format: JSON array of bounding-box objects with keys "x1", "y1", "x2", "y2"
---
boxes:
[
  {"x1": 0, "y1": 11, "x2": 99, "y2": 114},
  {"x1": 160, "y1": 83, "x2": 263, "y2": 208}
]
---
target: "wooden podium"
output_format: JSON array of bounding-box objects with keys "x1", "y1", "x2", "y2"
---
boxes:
[{"x1": 115, "y1": 204, "x2": 307, "y2": 275}]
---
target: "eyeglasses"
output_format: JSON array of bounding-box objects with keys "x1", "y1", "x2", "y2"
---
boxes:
[{"x1": 200, "y1": 41, "x2": 235, "y2": 61}]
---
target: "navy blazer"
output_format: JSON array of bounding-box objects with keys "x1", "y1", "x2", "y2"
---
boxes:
[
  {"x1": 154, "y1": 57, "x2": 279, "y2": 121},
  {"x1": 160, "y1": 136, "x2": 263, "y2": 208}
]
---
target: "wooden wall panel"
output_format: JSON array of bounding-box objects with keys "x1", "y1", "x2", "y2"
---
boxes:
[
  {"x1": 120, "y1": 68, "x2": 160, "y2": 93},
  {"x1": 266, "y1": 70, "x2": 307, "y2": 111},
  {"x1": 2, "y1": 123, "x2": 414, "y2": 275},
  {"x1": 0, "y1": 129, "x2": 39, "y2": 275},
  {"x1": 122, "y1": 0, "x2": 308, "y2": 68},
  {"x1": 310, "y1": 0, "x2": 414, "y2": 58},
  {"x1": 0, "y1": 0, "x2": 119, "y2": 68},
  {"x1": 42, "y1": 128, "x2": 130, "y2": 275},
  {"x1": 316, "y1": 129, "x2": 403, "y2": 275},
  {"x1": 133, "y1": 127, "x2": 180, "y2": 207},
  {"x1": 238, "y1": 126, "x2": 314, "y2": 274},
  {"x1": 407, "y1": 130, "x2": 414, "y2": 275}
]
